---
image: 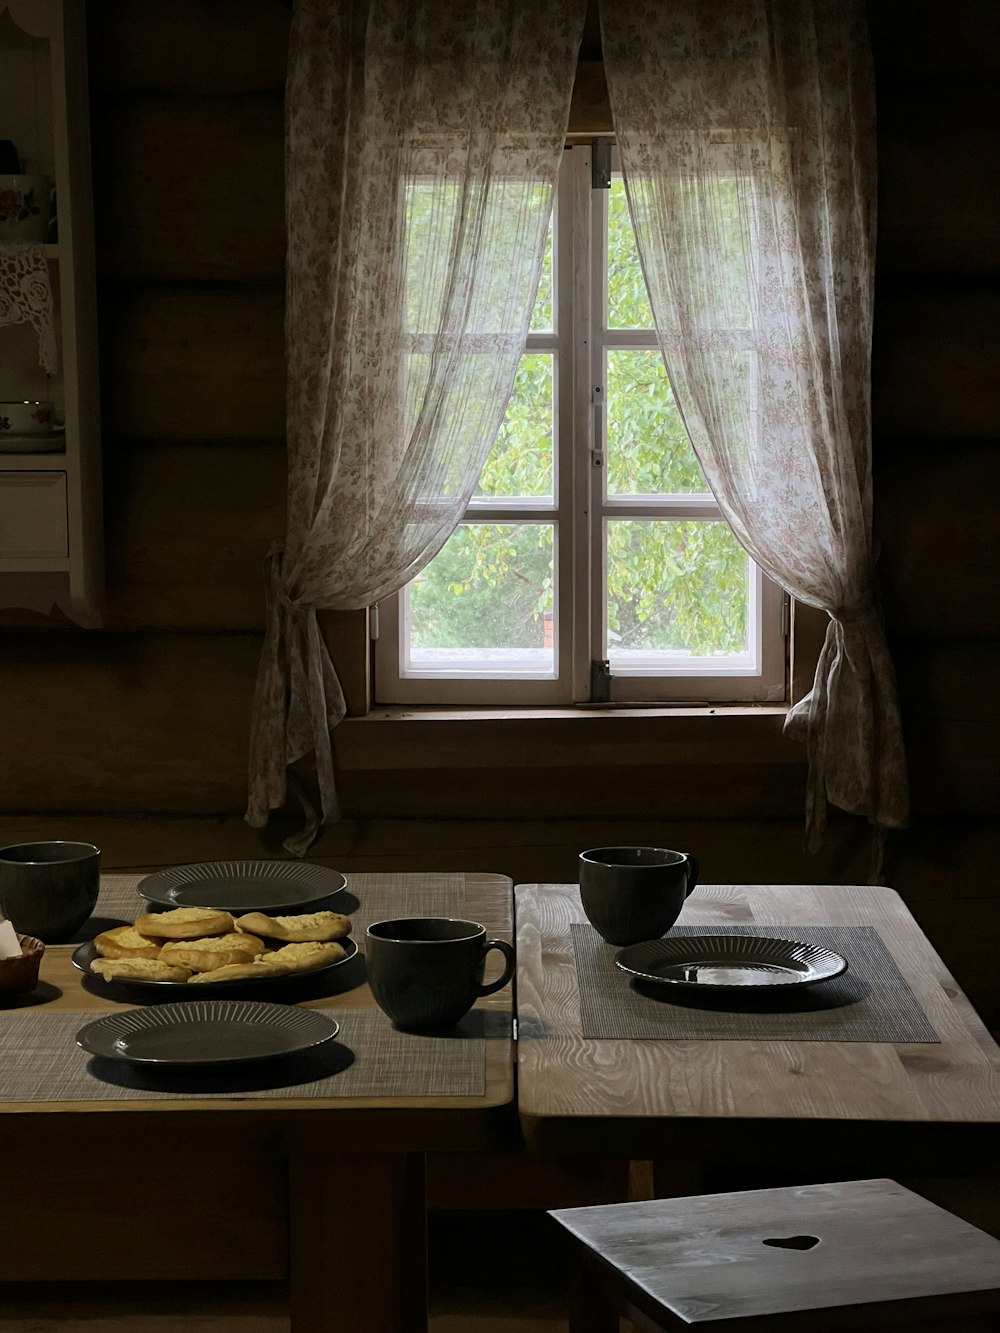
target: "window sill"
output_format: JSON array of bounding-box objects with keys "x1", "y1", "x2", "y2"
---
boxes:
[{"x1": 336, "y1": 703, "x2": 801, "y2": 772}]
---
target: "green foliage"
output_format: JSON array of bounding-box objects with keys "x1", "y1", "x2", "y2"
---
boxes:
[
  {"x1": 476, "y1": 354, "x2": 552, "y2": 499},
  {"x1": 406, "y1": 176, "x2": 749, "y2": 666},
  {"x1": 409, "y1": 524, "x2": 553, "y2": 650},
  {"x1": 608, "y1": 180, "x2": 653, "y2": 329},
  {"x1": 606, "y1": 350, "x2": 704, "y2": 495}
]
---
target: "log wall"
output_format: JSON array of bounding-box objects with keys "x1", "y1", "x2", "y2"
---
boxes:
[{"x1": 0, "y1": 0, "x2": 997, "y2": 1026}]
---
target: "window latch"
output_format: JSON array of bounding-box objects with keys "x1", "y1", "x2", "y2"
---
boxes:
[
  {"x1": 590, "y1": 658, "x2": 611, "y2": 703},
  {"x1": 591, "y1": 138, "x2": 612, "y2": 189},
  {"x1": 591, "y1": 384, "x2": 605, "y2": 468}
]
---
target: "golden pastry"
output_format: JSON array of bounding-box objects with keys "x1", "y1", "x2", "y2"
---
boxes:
[
  {"x1": 160, "y1": 932, "x2": 265, "y2": 972},
  {"x1": 235, "y1": 911, "x2": 352, "y2": 943},
  {"x1": 133, "y1": 907, "x2": 235, "y2": 940},
  {"x1": 93, "y1": 925, "x2": 162, "y2": 960},
  {"x1": 90, "y1": 957, "x2": 192, "y2": 983}
]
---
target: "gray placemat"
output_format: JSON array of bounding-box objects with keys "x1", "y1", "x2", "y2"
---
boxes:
[
  {"x1": 572, "y1": 924, "x2": 939, "y2": 1043},
  {"x1": 0, "y1": 1005, "x2": 505, "y2": 1102},
  {"x1": 91, "y1": 871, "x2": 466, "y2": 936}
]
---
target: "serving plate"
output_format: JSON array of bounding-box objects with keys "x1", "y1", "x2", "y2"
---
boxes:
[
  {"x1": 137, "y1": 860, "x2": 347, "y2": 915},
  {"x1": 73, "y1": 934, "x2": 358, "y2": 995},
  {"x1": 615, "y1": 935, "x2": 848, "y2": 990},
  {"x1": 76, "y1": 999, "x2": 340, "y2": 1067}
]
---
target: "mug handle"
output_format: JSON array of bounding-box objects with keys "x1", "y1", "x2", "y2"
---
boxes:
[
  {"x1": 476, "y1": 939, "x2": 515, "y2": 997},
  {"x1": 684, "y1": 854, "x2": 699, "y2": 897}
]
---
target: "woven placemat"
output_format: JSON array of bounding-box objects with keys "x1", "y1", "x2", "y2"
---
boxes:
[
  {"x1": 571, "y1": 923, "x2": 939, "y2": 1043},
  {"x1": 0, "y1": 1005, "x2": 505, "y2": 1102},
  {"x1": 86, "y1": 871, "x2": 466, "y2": 938}
]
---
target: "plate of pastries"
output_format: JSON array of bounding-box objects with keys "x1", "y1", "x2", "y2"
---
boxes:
[{"x1": 72, "y1": 905, "x2": 356, "y2": 994}]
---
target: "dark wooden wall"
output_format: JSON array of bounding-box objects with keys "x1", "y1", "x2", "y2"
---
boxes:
[{"x1": 1, "y1": 0, "x2": 998, "y2": 1026}]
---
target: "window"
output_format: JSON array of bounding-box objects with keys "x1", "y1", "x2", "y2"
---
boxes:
[{"x1": 375, "y1": 145, "x2": 786, "y2": 706}]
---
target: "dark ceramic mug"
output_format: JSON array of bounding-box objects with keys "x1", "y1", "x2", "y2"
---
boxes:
[
  {"x1": 365, "y1": 917, "x2": 515, "y2": 1031},
  {"x1": 0, "y1": 841, "x2": 100, "y2": 942},
  {"x1": 578, "y1": 846, "x2": 699, "y2": 946}
]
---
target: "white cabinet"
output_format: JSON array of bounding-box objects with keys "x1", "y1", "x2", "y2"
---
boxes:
[{"x1": 0, "y1": 0, "x2": 102, "y2": 624}]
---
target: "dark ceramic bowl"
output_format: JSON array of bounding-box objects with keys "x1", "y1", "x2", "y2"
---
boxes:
[{"x1": 0, "y1": 841, "x2": 100, "y2": 942}]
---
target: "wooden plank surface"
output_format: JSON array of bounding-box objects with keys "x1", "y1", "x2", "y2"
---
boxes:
[
  {"x1": 876, "y1": 444, "x2": 1000, "y2": 636},
  {"x1": 0, "y1": 631, "x2": 261, "y2": 812},
  {"x1": 98, "y1": 287, "x2": 285, "y2": 441},
  {"x1": 91, "y1": 94, "x2": 285, "y2": 283},
  {"x1": 877, "y1": 92, "x2": 1000, "y2": 275},
  {"x1": 102, "y1": 441, "x2": 285, "y2": 631},
  {"x1": 899, "y1": 643, "x2": 1000, "y2": 816},
  {"x1": 872, "y1": 287, "x2": 1000, "y2": 440},
  {"x1": 87, "y1": 0, "x2": 290, "y2": 94},
  {"x1": 515, "y1": 883, "x2": 1000, "y2": 1154},
  {"x1": 869, "y1": 0, "x2": 1000, "y2": 84}
]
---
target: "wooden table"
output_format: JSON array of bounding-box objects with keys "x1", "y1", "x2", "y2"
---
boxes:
[
  {"x1": 0, "y1": 871, "x2": 515, "y2": 1333},
  {"x1": 515, "y1": 883, "x2": 1000, "y2": 1190}
]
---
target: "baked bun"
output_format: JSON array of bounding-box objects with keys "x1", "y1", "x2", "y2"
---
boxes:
[
  {"x1": 94, "y1": 925, "x2": 162, "y2": 960},
  {"x1": 262, "y1": 941, "x2": 347, "y2": 973},
  {"x1": 160, "y1": 932, "x2": 264, "y2": 972},
  {"x1": 134, "y1": 907, "x2": 235, "y2": 940},
  {"x1": 236, "y1": 911, "x2": 353, "y2": 943},
  {"x1": 91, "y1": 957, "x2": 193, "y2": 983},
  {"x1": 188, "y1": 960, "x2": 291, "y2": 983}
]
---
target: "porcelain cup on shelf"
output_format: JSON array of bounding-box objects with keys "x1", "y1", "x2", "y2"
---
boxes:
[
  {"x1": 0, "y1": 174, "x2": 52, "y2": 242},
  {"x1": 0, "y1": 400, "x2": 55, "y2": 435}
]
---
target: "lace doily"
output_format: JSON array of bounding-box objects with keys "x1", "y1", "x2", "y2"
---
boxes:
[{"x1": 0, "y1": 242, "x2": 59, "y2": 374}]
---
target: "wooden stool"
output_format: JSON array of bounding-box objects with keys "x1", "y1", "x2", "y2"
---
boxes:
[{"x1": 549, "y1": 1178, "x2": 1000, "y2": 1332}]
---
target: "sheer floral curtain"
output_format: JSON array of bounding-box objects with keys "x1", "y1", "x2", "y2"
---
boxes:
[
  {"x1": 246, "y1": 0, "x2": 586, "y2": 853},
  {"x1": 600, "y1": 0, "x2": 907, "y2": 866}
]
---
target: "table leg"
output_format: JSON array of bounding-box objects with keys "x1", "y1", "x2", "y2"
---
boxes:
[
  {"x1": 289, "y1": 1141, "x2": 428, "y2": 1333},
  {"x1": 651, "y1": 1157, "x2": 705, "y2": 1200},
  {"x1": 568, "y1": 1253, "x2": 623, "y2": 1333}
]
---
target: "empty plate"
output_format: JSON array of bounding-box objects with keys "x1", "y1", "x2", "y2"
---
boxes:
[
  {"x1": 615, "y1": 935, "x2": 848, "y2": 990},
  {"x1": 76, "y1": 999, "x2": 340, "y2": 1067},
  {"x1": 137, "y1": 860, "x2": 347, "y2": 914}
]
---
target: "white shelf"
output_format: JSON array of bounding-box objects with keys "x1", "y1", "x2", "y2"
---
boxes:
[
  {"x1": 0, "y1": 450, "x2": 67, "y2": 467},
  {"x1": 0, "y1": 556, "x2": 69, "y2": 572},
  {"x1": 0, "y1": 0, "x2": 102, "y2": 624}
]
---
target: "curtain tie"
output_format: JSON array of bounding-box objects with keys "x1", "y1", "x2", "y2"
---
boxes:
[{"x1": 829, "y1": 599, "x2": 879, "y2": 630}]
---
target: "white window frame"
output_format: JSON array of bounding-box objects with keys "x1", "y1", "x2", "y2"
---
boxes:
[{"x1": 376, "y1": 144, "x2": 786, "y2": 707}]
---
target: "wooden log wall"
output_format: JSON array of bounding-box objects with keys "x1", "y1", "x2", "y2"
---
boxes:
[{"x1": 0, "y1": 0, "x2": 997, "y2": 1026}]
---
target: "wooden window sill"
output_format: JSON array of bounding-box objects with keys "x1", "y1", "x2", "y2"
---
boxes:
[{"x1": 336, "y1": 703, "x2": 802, "y2": 772}]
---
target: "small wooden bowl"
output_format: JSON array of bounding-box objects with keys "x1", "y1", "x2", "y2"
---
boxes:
[{"x1": 0, "y1": 933, "x2": 45, "y2": 995}]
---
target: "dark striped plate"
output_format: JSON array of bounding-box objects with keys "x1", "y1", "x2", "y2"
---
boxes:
[{"x1": 615, "y1": 935, "x2": 848, "y2": 990}]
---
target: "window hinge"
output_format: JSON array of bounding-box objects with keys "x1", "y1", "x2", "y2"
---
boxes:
[
  {"x1": 370, "y1": 603, "x2": 380, "y2": 641},
  {"x1": 590, "y1": 658, "x2": 611, "y2": 703},
  {"x1": 591, "y1": 138, "x2": 612, "y2": 189},
  {"x1": 781, "y1": 592, "x2": 791, "y2": 638}
]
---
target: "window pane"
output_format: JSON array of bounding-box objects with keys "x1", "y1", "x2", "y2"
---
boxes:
[
  {"x1": 607, "y1": 178, "x2": 653, "y2": 330},
  {"x1": 405, "y1": 180, "x2": 463, "y2": 334},
  {"x1": 529, "y1": 216, "x2": 553, "y2": 333},
  {"x1": 606, "y1": 350, "x2": 705, "y2": 495},
  {"x1": 406, "y1": 523, "x2": 554, "y2": 673},
  {"x1": 475, "y1": 354, "x2": 553, "y2": 500},
  {"x1": 607, "y1": 520, "x2": 750, "y2": 662}
]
